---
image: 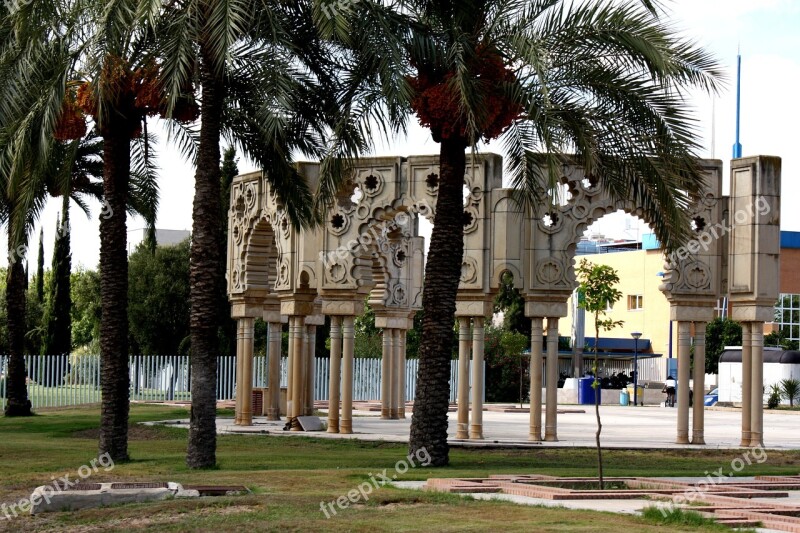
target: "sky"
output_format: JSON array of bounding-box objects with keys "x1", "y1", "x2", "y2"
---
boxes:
[{"x1": 13, "y1": 0, "x2": 800, "y2": 270}]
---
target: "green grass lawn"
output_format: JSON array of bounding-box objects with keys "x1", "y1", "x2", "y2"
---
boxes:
[{"x1": 1, "y1": 404, "x2": 798, "y2": 531}]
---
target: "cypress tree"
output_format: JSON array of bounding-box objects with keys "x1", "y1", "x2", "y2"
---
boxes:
[
  {"x1": 35, "y1": 227, "x2": 44, "y2": 303},
  {"x1": 43, "y1": 197, "x2": 72, "y2": 355}
]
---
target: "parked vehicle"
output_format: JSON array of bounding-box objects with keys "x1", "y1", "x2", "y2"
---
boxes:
[{"x1": 704, "y1": 387, "x2": 719, "y2": 406}]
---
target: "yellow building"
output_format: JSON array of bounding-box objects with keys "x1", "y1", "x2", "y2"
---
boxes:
[{"x1": 560, "y1": 244, "x2": 677, "y2": 359}]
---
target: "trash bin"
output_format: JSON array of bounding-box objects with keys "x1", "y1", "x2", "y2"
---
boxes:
[
  {"x1": 619, "y1": 388, "x2": 630, "y2": 406},
  {"x1": 627, "y1": 384, "x2": 645, "y2": 406},
  {"x1": 578, "y1": 377, "x2": 600, "y2": 405}
]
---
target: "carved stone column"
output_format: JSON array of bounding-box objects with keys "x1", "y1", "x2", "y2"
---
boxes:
[
  {"x1": 692, "y1": 322, "x2": 706, "y2": 445},
  {"x1": 676, "y1": 321, "x2": 691, "y2": 444},
  {"x1": 470, "y1": 317, "x2": 485, "y2": 440},
  {"x1": 327, "y1": 316, "x2": 342, "y2": 433},
  {"x1": 267, "y1": 321, "x2": 282, "y2": 420},
  {"x1": 305, "y1": 324, "x2": 317, "y2": 416},
  {"x1": 741, "y1": 323, "x2": 752, "y2": 446},
  {"x1": 456, "y1": 317, "x2": 471, "y2": 439},
  {"x1": 239, "y1": 317, "x2": 255, "y2": 426},
  {"x1": 750, "y1": 324, "x2": 764, "y2": 447},
  {"x1": 393, "y1": 328, "x2": 404, "y2": 419},
  {"x1": 381, "y1": 328, "x2": 393, "y2": 419},
  {"x1": 388, "y1": 329, "x2": 398, "y2": 419},
  {"x1": 397, "y1": 328, "x2": 407, "y2": 419},
  {"x1": 529, "y1": 318, "x2": 543, "y2": 442},
  {"x1": 544, "y1": 317, "x2": 559, "y2": 442},
  {"x1": 234, "y1": 320, "x2": 244, "y2": 425},
  {"x1": 340, "y1": 316, "x2": 355, "y2": 434},
  {"x1": 290, "y1": 316, "x2": 305, "y2": 429}
]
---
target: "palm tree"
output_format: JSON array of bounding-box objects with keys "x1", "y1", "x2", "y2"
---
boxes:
[
  {"x1": 156, "y1": 0, "x2": 344, "y2": 468},
  {"x1": 0, "y1": 127, "x2": 158, "y2": 417},
  {"x1": 319, "y1": 0, "x2": 722, "y2": 465},
  {"x1": 0, "y1": 1, "x2": 161, "y2": 458},
  {"x1": 781, "y1": 379, "x2": 800, "y2": 408}
]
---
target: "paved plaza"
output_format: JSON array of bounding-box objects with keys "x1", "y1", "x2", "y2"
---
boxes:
[{"x1": 150, "y1": 403, "x2": 800, "y2": 450}]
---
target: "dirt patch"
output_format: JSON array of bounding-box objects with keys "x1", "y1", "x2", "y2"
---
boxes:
[
  {"x1": 32, "y1": 504, "x2": 257, "y2": 532},
  {"x1": 71, "y1": 425, "x2": 172, "y2": 441}
]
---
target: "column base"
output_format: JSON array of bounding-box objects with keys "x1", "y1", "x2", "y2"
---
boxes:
[
  {"x1": 740, "y1": 431, "x2": 751, "y2": 447},
  {"x1": 456, "y1": 423, "x2": 469, "y2": 440},
  {"x1": 544, "y1": 434, "x2": 558, "y2": 442},
  {"x1": 266, "y1": 409, "x2": 280, "y2": 421},
  {"x1": 327, "y1": 421, "x2": 339, "y2": 434},
  {"x1": 749, "y1": 435, "x2": 763, "y2": 448},
  {"x1": 240, "y1": 412, "x2": 252, "y2": 426},
  {"x1": 691, "y1": 432, "x2": 705, "y2": 445},
  {"x1": 389, "y1": 409, "x2": 398, "y2": 419},
  {"x1": 529, "y1": 433, "x2": 542, "y2": 442},
  {"x1": 340, "y1": 421, "x2": 353, "y2": 434},
  {"x1": 469, "y1": 425, "x2": 483, "y2": 440},
  {"x1": 380, "y1": 408, "x2": 391, "y2": 419},
  {"x1": 676, "y1": 432, "x2": 690, "y2": 444}
]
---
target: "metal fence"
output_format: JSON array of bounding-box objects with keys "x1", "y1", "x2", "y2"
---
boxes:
[{"x1": 1, "y1": 354, "x2": 470, "y2": 410}]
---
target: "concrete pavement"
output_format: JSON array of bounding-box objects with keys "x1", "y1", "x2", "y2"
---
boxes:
[{"x1": 147, "y1": 403, "x2": 800, "y2": 450}]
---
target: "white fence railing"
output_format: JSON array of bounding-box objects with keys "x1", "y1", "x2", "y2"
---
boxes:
[{"x1": 1, "y1": 354, "x2": 470, "y2": 410}]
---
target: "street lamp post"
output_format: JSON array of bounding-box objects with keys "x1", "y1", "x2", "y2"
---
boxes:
[{"x1": 631, "y1": 332, "x2": 642, "y2": 406}]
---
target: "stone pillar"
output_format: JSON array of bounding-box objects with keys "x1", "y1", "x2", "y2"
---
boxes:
[
  {"x1": 266, "y1": 321, "x2": 282, "y2": 420},
  {"x1": 305, "y1": 325, "x2": 317, "y2": 416},
  {"x1": 381, "y1": 328, "x2": 393, "y2": 419},
  {"x1": 327, "y1": 316, "x2": 342, "y2": 433},
  {"x1": 234, "y1": 320, "x2": 244, "y2": 425},
  {"x1": 290, "y1": 316, "x2": 306, "y2": 429},
  {"x1": 393, "y1": 329, "x2": 404, "y2": 419},
  {"x1": 456, "y1": 317, "x2": 471, "y2": 439},
  {"x1": 692, "y1": 322, "x2": 706, "y2": 445},
  {"x1": 750, "y1": 324, "x2": 764, "y2": 447},
  {"x1": 544, "y1": 317, "x2": 559, "y2": 442},
  {"x1": 529, "y1": 318, "x2": 543, "y2": 442},
  {"x1": 676, "y1": 321, "x2": 691, "y2": 444},
  {"x1": 340, "y1": 316, "x2": 355, "y2": 434},
  {"x1": 239, "y1": 317, "x2": 255, "y2": 426},
  {"x1": 388, "y1": 329, "x2": 398, "y2": 419},
  {"x1": 397, "y1": 329, "x2": 407, "y2": 419},
  {"x1": 741, "y1": 323, "x2": 752, "y2": 447},
  {"x1": 470, "y1": 317, "x2": 485, "y2": 440}
]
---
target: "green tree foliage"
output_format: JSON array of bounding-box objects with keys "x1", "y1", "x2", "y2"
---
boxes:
[
  {"x1": 577, "y1": 259, "x2": 624, "y2": 490},
  {"x1": 35, "y1": 227, "x2": 44, "y2": 304},
  {"x1": 71, "y1": 268, "x2": 101, "y2": 351},
  {"x1": 500, "y1": 330, "x2": 529, "y2": 408},
  {"x1": 493, "y1": 272, "x2": 530, "y2": 337},
  {"x1": 42, "y1": 200, "x2": 72, "y2": 355},
  {"x1": 765, "y1": 328, "x2": 799, "y2": 351},
  {"x1": 217, "y1": 147, "x2": 239, "y2": 357},
  {"x1": 128, "y1": 240, "x2": 190, "y2": 355},
  {"x1": 705, "y1": 318, "x2": 743, "y2": 374}
]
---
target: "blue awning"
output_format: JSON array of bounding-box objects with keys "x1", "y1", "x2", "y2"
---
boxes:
[{"x1": 584, "y1": 337, "x2": 652, "y2": 352}]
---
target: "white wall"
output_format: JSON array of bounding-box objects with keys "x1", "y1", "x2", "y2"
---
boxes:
[{"x1": 719, "y1": 362, "x2": 800, "y2": 404}]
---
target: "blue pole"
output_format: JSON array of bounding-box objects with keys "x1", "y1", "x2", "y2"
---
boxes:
[{"x1": 733, "y1": 53, "x2": 742, "y2": 158}]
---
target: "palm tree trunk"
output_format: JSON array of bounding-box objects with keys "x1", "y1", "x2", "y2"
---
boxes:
[
  {"x1": 186, "y1": 51, "x2": 224, "y2": 469},
  {"x1": 409, "y1": 137, "x2": 467, "y2": 467},
  {"x1": 98, "y1": 114, "x2": 132, "y2": 462},
  {"x1": 4, "y1": 234, "x2": 32, "y2": 417}
]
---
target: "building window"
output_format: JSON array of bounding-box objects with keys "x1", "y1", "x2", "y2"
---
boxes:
[
  {"x1": 776, "y1": 294, "x2": 800, "y2": 342},
  {"x1": 627, "y1": 294, "x2": 643, "y2": 311}
]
